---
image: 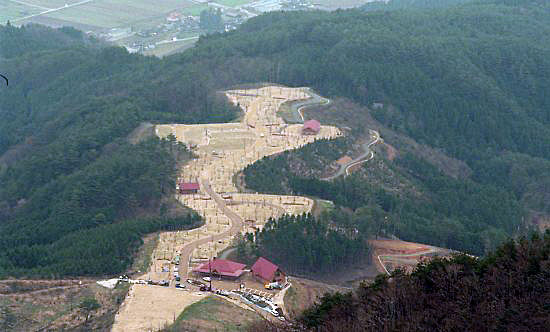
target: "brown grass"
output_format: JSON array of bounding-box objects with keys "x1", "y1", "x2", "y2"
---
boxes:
[
  {"x1": 0, "y1": 281, "x2": 129, "y2": 331},
  {"x1": 165, "y1": 295, "x2": 261, "y2": 332},
  {"x1": 284, "y1": 277, "x2": 348, "y2": 319}
]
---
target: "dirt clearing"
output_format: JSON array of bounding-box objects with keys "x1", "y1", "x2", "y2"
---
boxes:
[
  {"x1": 112, "y1": 285, "x2": 206, "y2": 332},
  {"x1": 369, "y1": 239, "x2": 451, "y2": 275}
]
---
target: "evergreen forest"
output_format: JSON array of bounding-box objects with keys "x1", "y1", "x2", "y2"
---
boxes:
[{"x1": 249, "y1": 231, "x2": 550, "y2": 331}]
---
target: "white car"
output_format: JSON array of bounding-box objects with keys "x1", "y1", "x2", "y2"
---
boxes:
[
  {"x1": 174, "y1": 267, "x2": 179, "y2": 272},
  {"x1": 202, "y1": 277, "x2": 211, "y2": 282}
]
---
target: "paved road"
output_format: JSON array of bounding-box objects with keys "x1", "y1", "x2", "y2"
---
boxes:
[
  {"x1": 178, "y1": 178, "x2": 244, "y2": 277},
  {"x1": 322, "y1": 129, "x2": 380, "y2": 181},
  {"x1": 280, "y1": 88, "x2": 330, "y2": 123},
  {"x1": 292, "y1": 89, "x2": 330, "y2": 122}
]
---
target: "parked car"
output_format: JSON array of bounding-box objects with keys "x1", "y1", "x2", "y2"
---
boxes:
[{"x1": 202, "y1": 277, "x2": 211, "y2": 282}]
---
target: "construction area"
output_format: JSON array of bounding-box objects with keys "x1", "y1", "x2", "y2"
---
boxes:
[
  {"x1": 111, "y1": 86, "x2": 341, "y2": 331},
  {"x1": 369, "y1": 239, "x2": 452, "y2": 275}
]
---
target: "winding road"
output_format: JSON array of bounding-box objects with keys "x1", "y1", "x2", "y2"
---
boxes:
[
  {"x1": 281, "y1": 88, "x2": 330, "y2": 123},
  {"x1": 284, "y1": 89, "x2": 380, "y2": 181},
  {"x1": 177, "y1": 178, "x2": 245, "y2": 277},
  {"x1": 322, "y1": 129, "x2": 380, "y2": 181}
]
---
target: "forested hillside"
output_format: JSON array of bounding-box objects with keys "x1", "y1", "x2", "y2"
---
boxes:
[
  {"x1": 244, "y1": 150, "x2": 522, "y2": 254},
  {"x1": 250, "y1": 231, "x2": 550, "y2": 331},
  {"x1": 362, "y1": 0, "x2": 474, "y2": 11},
  {"x1": 2, "y1": 0, "x2": 550, "y2": 275},
  {"x1": 231, "y1": 0, "x2": 550, "y2": 254},
  {"x1": 0, "y1": 24, "x2": 237, "y2": 277},
  {"x1": 236, "y1": 214, "x2": 368, "y2": 276}
]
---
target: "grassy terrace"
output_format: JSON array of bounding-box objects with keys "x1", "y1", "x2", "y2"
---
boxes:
[{"x1": 164, "y1": 296, "x2": 260, "y2": 332}]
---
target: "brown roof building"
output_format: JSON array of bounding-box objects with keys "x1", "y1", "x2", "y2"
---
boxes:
[
  {"x1": 193, "y1": 259, "x2": 246, "y2": 279},
  {"x1": 251, "y1": 257, "x2": 286, "y2": 283},
  {"x1": 179, "y1": 182, "x2": 199, "y2": 194}
]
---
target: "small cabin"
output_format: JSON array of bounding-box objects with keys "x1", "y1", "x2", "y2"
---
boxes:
[
  {"x1": 179, "y1": 182, "x2": 200, "y2": 194},
  {"x1": 302, "y1": 120, "x2": 321, "y2": 135},
  {"x1": 251, "y1": 257, "x2": 286, "y2": 284}
]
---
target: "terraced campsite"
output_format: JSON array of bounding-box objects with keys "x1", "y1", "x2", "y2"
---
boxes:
[{"x1": 111, "y1": 86, "x2": 341, "y2": 331}]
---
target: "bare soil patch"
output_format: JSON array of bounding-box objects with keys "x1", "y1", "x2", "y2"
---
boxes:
[
  {"x1": 112, "y1": 285, "x2": 206, "y2": 332},
  {"x1": 369, "y1": 239, "x2": 451, "y2": 275},
  {"x1": 385, "y1": 143, "x2": 397, "y2": 161}
]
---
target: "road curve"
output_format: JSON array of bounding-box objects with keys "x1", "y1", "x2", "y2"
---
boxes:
[
  {"x1": 322, "y1": 130, "x2": 380, "y2": 181},
  {"x1": 283, "y1": 88, "x2": 330, "y2": 123}
]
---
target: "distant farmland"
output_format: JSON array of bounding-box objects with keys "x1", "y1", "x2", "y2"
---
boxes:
[
  {"x1": 3, "y1": 0, "x2": 200, "y2": 30},
  {"x1": 315, "y1": 0, "x2": 376, "y2": 9}
]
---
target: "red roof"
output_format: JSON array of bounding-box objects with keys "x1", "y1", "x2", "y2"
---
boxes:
[
  {"x1": 193, "y1": 259, "x2": 246, "y2": 277},
  {"x1": 251, "y1": 257, "x2": 279, "y2": 281},
  {"x1": 303, "y1": 119, "x2": 321, "y2": 132},
  {"x1": 180, "y1": 182, "x2": 200, "y2": 190}
]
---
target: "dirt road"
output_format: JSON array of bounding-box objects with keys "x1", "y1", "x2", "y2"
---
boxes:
[{"x1": 175, "y1": 178, "x2": 244, "y2": 277}]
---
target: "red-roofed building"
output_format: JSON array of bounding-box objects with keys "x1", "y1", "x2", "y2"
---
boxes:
[
  {"x1": 302, "y1": 119, "x2": 321, "y2": 135},
  {"x1": 251, "y1": 257, "x2": 286, "y2": 283},
  {"x1": 179, "y1": 182, "x2": 200, "y2": 194},
  {"x1": 193, "y1": 259, "x2": 246, "y2": 279}
]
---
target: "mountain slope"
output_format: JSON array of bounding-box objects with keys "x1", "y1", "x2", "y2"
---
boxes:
[
  {"x1": 2, "y1": 0, "x2": 550, "y2": 275},
  {"x1": 249, "y1": 231, "x2": 550, "y2": 331}
]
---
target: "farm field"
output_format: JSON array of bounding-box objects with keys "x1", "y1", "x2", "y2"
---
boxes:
[
  {"x1": 217, "y1": 0, "x2": 254, "y2": 7},
  {"x1": 181, "y1": 3, "x2": 208, "y2": 16},
  {"x1": 142, "y1": 37, "x2": 197, "y2": 57},
  {"x1": 6, "y1": 0, "x2": 196, "y2": 30}
]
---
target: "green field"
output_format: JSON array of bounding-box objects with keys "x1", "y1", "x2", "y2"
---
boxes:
[
  {"x1": 143, "y1": 36, "x2": 198, "y2": 57},
  {"x1": 165, "y1": 296, "x2": 260, "y2": 332},
  {"x1": 181, "y1": 4, "x2": 209, "y2": 16},
  {"x1": 0, "y1": 0, "x2": 41, "y2": 23},
  {"x1": 216, "y1": 0, "x2": 255, "y2": 7},
  {"x1": 5, "y1": 0, "x2": 196, "y2": 29}
]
